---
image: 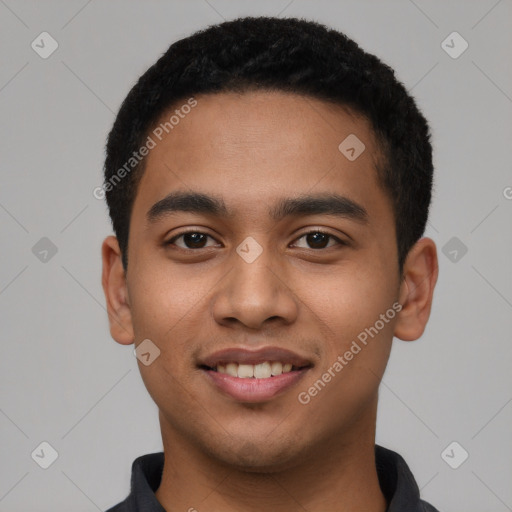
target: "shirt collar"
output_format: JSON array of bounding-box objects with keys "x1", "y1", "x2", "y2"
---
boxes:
[
  {"x1": 375, "y1": 445, "x2": 439, "y2": 511},
  {"x1": 108, "y1": 444, "x2": 438, "y2": 512},
  {"x1": 110, "y1": 451, "x2": 166, "y2": 512}
]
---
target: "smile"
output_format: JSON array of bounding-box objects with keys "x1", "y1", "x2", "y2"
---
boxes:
[
  {"x1": 211, "y1": 361, "x2": 295, "y2": 379},
  {"x1": 198, "y1": 346, "x2": 314, "y2": 402}
]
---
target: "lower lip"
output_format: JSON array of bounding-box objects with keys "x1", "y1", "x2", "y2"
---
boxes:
[{"x1": 203, "y1": 368, "x2": 309, "y2": 403}]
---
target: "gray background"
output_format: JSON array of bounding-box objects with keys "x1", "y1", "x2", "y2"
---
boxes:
[{"x1": 1, "y1": 0, "x2": 511, "y2": 511}]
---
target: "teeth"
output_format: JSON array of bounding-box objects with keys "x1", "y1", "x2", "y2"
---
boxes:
[
  {"x1": 271, "y1": 362, "x2": 283, "y2": 376},
  {"x1": 213, "y1": 361, "x2": 297, "y2": 378},
  {"x1": 237, "y1": 364, "x2": 254, "y2": 378},
  {"x1": 225, "y1": 363, "x2": 238, "y2": 377},
  {"x1": 254, "y1": 362, "x2": 272, "y2": 378}
]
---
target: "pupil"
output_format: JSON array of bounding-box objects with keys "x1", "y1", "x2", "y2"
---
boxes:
[
  {"x1": 185, "y1": 233, "x2": 206, "y2": 248},
  {"x1": 308, "y1": 233, "x2": 328, "y2": 249},
  {"x1": 181, "y1": 233, "x2": 329, "y2": 249}
]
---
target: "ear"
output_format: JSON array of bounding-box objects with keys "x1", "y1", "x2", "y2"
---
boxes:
[
  {"x1": 101, "y1": 236, "x2": 134, "y2": 345},
  {"x1": 394, "y1": 237, "x2": 438, "y2": 341}
]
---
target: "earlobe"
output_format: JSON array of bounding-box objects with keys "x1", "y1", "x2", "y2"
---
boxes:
[
  {"x1": 394, "y1": 237, "x2": 439, "y2": 342},
  {"x1": 101, "y1": 236, "x2": 135, "y2": 345}
]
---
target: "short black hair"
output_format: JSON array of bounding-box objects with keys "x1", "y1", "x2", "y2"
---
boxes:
[{"x1": 103, "y1": 16, "x2": 433, "y2": 273}]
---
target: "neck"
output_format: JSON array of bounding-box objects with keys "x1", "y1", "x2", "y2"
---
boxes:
[{"x1": 155, "y1": 403, "x2": 387, "y2": 512}]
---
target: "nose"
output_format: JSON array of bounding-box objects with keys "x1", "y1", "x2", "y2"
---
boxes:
[{"x1": 211, "y1": 247, "x2": 299, "y2": 331}]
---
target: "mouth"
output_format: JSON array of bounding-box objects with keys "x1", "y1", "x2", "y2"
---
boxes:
[
  {"x1": 201, "y1": 361, "x2": 305, "y2": 378},
  {"x1": 198, "y1": 347, "x2": 313, "y2": 403}
]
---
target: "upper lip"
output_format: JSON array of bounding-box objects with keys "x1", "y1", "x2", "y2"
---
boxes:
[{"x1": 199, "y1": 346, "x2": 314, "y2": 368}]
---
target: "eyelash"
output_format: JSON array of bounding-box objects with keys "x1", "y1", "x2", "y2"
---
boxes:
[{"x1": 164, "y1": 229, "x2": 346, "y2": 251}]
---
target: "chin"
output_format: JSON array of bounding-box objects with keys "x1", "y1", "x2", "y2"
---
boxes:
[{"x1": 205, "y1": 435, "x2": 307, "y2": 473}]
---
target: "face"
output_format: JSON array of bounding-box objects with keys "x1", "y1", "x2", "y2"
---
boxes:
[{"x1": 103, "y1": 90, "x2": 436, "y2": 471}]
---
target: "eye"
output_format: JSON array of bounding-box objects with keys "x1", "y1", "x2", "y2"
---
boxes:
[
  {"x1": 291, "y1": 230, "x2": 345, "y2": 250},
  {"x1": 164, "y1": 229, "x2": 346, "y2": 251},
  {"x1": 165, "y1": 230, "x2": 219, "y2": 250}
]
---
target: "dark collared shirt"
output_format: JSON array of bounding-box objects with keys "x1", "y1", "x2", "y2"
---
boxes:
[{"x1": 105, "y1": 444, "x2": 440, "y2": 511}]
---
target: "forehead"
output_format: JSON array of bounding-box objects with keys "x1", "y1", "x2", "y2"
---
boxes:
[{"x1": 133, "y1": 90, "x2": 390, "y2": 224}]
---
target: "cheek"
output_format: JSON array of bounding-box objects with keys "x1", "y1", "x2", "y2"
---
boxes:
[
  {"x1": 125, "y1": 277, "x2": 199, "y2": 408},
  {"x1": 127, "y1": 260, "x2": 204, "y2": 339},
  {"x1": 126, "y1": 261, "x2": 215, "y2": 378},
  {"x1": 127, "y1": 271, "x2": 203, "y2": 415},
  {"x1": 297, "y1": 261, "x2": 397, "y2": 346},
  {"x1": 295, "y1": 266, "x2": 398, "y2": 428},
  {"x1": 295, "y1": 270, "x2": 397, "y2": 433}
]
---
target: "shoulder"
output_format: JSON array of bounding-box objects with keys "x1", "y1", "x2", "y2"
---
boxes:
[
  {"x1": 103, "y1": 499, "x2": 128, "y2": 512},
  {"x1": 420, "y1": 498, "x2": 441, "y2": 512}
]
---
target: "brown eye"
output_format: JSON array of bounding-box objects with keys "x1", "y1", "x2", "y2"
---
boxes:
[
  {"x1": 292, "y1": 231, "x2": 344, "y2": 250},
  {"x1": 166, "y1": 231, "x2": 217, "y2": 250}
]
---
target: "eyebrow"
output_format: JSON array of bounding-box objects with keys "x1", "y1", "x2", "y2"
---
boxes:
[{"x1": 146, "y1": 191, "x2": 368, "y2": 224}]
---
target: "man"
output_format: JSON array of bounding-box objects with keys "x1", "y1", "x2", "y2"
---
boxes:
[{"x1": 101, "y1": 16, "x2": 440, "y2": 511}]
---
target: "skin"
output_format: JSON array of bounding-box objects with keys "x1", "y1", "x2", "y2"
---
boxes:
[{"x1": 101, "y1": 90, "x2": 438, "y2": 511}]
